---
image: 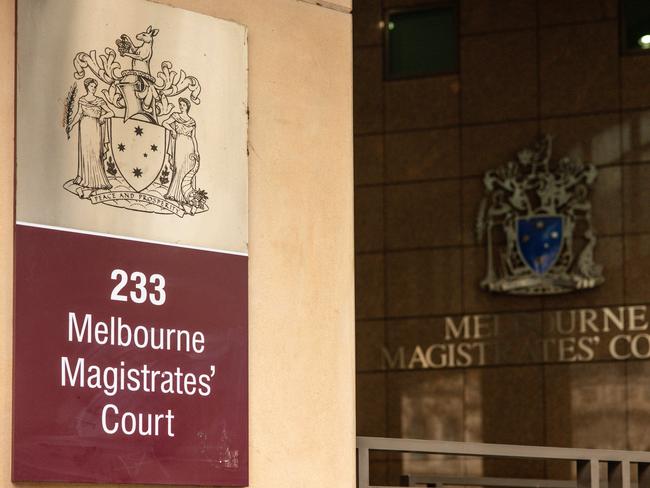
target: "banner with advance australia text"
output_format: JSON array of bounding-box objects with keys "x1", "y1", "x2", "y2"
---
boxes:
[{"x1": 14, "y1": 0, "x2": 248, "y2": 485}]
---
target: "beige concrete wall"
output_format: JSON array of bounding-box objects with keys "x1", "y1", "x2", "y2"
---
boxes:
[{"x1": 0, "y1": 0, "x2": 355, "y2": 486}]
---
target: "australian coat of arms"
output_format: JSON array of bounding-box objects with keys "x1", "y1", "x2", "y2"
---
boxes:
[
  {"x1": 63, "y1": 26, "x2": 207, "y2": 217},
  {"x1": 476, "y1": 135, "x2": 604, "y2": 295}
]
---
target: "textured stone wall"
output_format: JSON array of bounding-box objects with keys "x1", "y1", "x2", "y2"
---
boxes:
[{"x1": 0, "y1": 0, "x2": 355, "y2": 487}]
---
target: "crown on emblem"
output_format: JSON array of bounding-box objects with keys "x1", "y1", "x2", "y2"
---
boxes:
[{"x1": 476, "y1": 134, "x2": 604, "y2": 295}]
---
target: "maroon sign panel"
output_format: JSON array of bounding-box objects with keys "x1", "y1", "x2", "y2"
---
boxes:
[
  {"x1": 16, "y1": 0, "x2": 249, "y2": 483},
  {"x1": 13, "y1": 224, "x2": 248, "y2": 485}
]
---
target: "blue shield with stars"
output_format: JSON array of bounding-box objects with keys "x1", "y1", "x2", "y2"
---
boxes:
[
  {"x1": 111, "y1": 118, "x2": 166, "y2": 192},
  {"x1": 516, "y1": 216, "x2": 563, "y2": 274}
]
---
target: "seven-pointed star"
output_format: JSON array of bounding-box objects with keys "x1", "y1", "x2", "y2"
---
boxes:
[
  {"x1": 151, "y1": 144, "x2": 158, "y2": 152},
  {"x1": 134, "y1": 126, "x2": 144, "y2": 136},
  {"x1": 132, "y1": 167, "x2": 143, "y2": 178},
  {"x1": 117, "y1": 143, "x2": 125, "y2": 152}
]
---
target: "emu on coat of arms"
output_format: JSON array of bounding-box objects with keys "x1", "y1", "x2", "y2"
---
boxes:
[
  {"x1": 476, "y1": 135, "x2": 604, "y2": 295},
  {"x1": 62, "y1": 26, "x2": 207, "y2": 217}
]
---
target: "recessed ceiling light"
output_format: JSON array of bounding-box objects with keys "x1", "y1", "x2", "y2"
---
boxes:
[{"x1": 638, "y1": 34, "x2": 650, "y2": 49}]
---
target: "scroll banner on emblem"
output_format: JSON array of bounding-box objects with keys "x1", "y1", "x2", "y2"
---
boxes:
[{"x1": 14, "y1": 0, "x2": 249, "y2": 485}]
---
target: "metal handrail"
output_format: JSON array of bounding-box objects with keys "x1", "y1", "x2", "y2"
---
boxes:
[{"x1": 357, "y1": 437, "x2": 650, "y2": 488}]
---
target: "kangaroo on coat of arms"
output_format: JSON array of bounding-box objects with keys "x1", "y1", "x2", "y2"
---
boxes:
[
  {"x1": 476, "y1": 135, "x2": 604, "y2": 295},
  {"x1": 62, "y1": 26, "x2": 207, "y2": 217}
]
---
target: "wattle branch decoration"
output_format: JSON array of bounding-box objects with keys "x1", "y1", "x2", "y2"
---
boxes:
[{"x1": 64, "y1": 83, "x2": 78, "y2": 139}]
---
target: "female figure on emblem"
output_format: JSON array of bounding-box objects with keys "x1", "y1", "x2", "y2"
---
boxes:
[
  {"x1": 163, "y1": 97, "x2": 200, "y2": 209},
  {"x1": 69, "y1": 78, "x2": 114, "y2": 197}
]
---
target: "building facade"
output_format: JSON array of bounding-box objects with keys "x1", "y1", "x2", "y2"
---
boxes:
[{"x1": 354, "y1": 0, "x2": 650, "y2": 484}]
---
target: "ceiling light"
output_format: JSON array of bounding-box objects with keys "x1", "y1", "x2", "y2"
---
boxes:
[{"x1": 638, "y1": 34, "x2": 650, "y2": 49}]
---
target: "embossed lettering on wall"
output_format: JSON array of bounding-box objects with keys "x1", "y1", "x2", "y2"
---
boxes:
[{"x1": 379, "y1": 305, "x2": 650, "y2": 371}]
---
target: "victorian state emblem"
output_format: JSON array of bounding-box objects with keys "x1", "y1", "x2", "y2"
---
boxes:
[
  {"x1": 476, "y1": 135, "x2": 604, "y2": 295},
  {"x1": 63, "y1": 26, "x2": 207, "y2": 217}
]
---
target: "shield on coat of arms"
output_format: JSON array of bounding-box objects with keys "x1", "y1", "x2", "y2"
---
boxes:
[
  {"x1": 516, "y1": 216, "x2": 563, "y2": 275},
  {"x1": 111, "y1": 118, "x2": 166, "y2": 192}
]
